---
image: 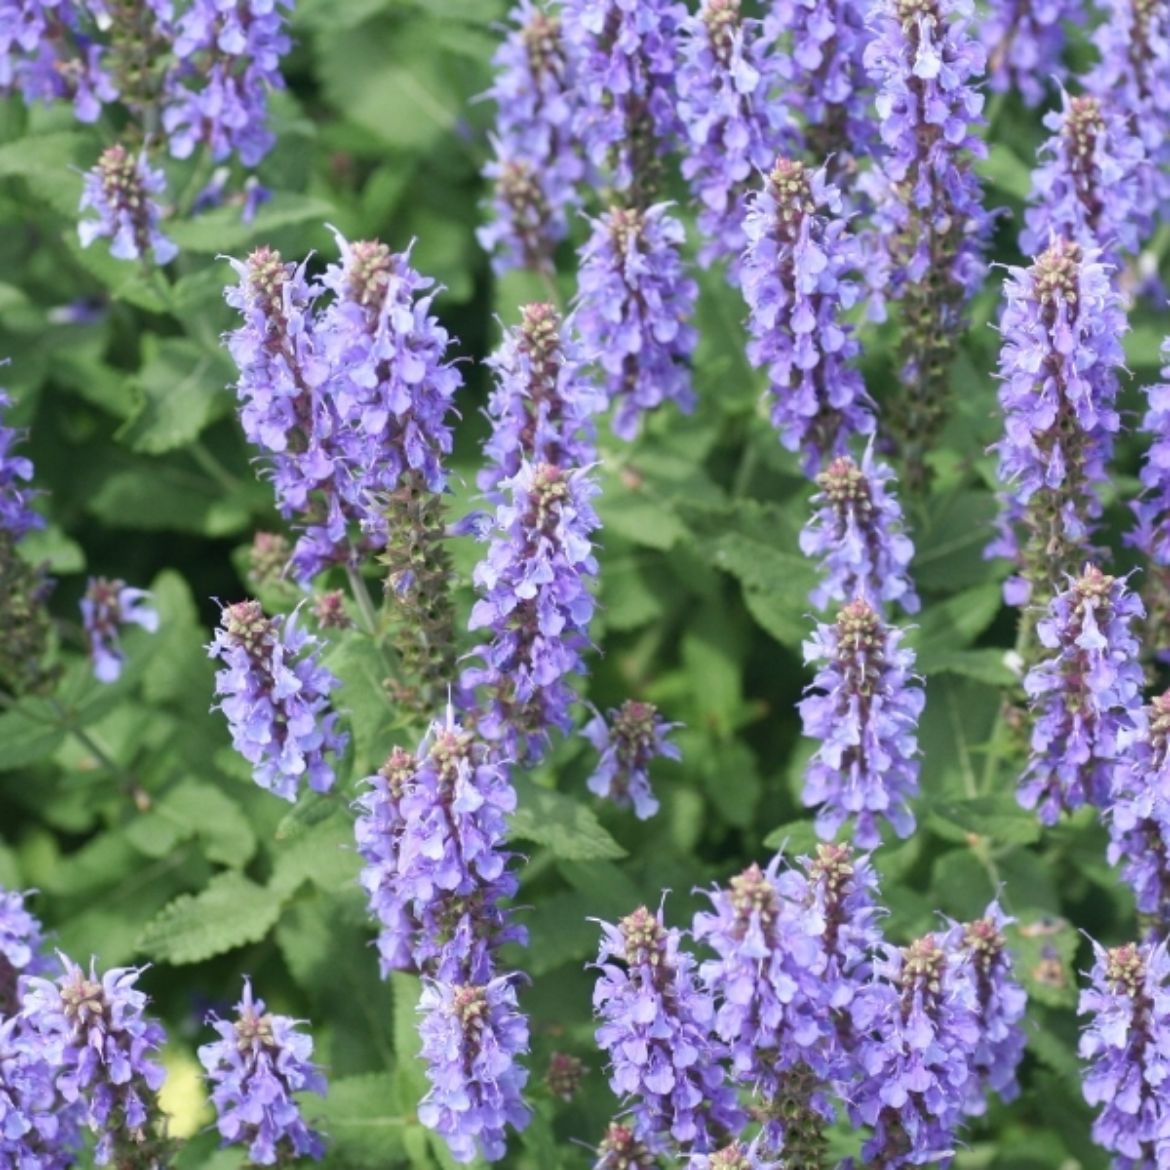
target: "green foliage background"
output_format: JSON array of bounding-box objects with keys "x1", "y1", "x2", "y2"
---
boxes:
[{"x1": 1, "y1": 1, "x2": 1166, "y2": 1167}]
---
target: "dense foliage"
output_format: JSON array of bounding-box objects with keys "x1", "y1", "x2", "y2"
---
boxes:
[{"x1": 2, "y1": 0, "x2": 1170, "y2": 1168}]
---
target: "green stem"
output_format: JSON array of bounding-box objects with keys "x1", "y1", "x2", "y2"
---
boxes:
[
  {"x1": 346, "y1": 565, "x2": 383, "y2": 640},
  {"x1": 190, "y1": 440, "x2": 241, "y2": 492}
]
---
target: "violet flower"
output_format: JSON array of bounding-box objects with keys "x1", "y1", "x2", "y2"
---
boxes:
[
  {"x1": 799, "y1": 449, "x2": 918, "y2": 615},
  {"x1": 561, "y1": 0, "x2": 685, "y2": 203},
  {"x1": 21, "y1": 956, "x2": 166, "y2": 1166},
  {"x1": 1018, "y1": 566, "x2": 1145, "y2": 825},
  {"x1": 988, "y1": 240, "x2": 1125, "y2": 607},
  {"x1": 800, "y1": 599, "x2": 924, "y2": 848},
  {"x1": 0, "y1": 1014, "x2": 79, "y2": 1170},
  {"x1": 478, "y1": 2, "x2": 583, "y2": 274},
  {"x1": 0, "y1": 389, "x2": 41, "y2": 543},
  {"x1": 1107, "y1": 691, "x2": 1170, "y2": 924},
  {"x1": 198, "y1": 979, "x2": 326, "y2": 1166},
  {"x1": 980, "y1": 0, "x2": 1082, "y2": 106},
  {"x1": 78, "y1": 144, "x2": 177, "y2": 266},
  {"x1": 0, "y1": 889, "x2": 47, "y2": 1018},
  {"x1": 417, "y1": 976, "x2": 531, "y2": 1163},
  {"x1": 593, "y1": 905, "x2": 743, "y2": 1150},
  {"x1": 207, "y1": 600, "x2": 348, "y2": 802},
  {"x1": 676, "y1": 0, "x2": 788, "y2": 278},
  {"x1": 81, "y1": 577, "x2": 159, "y2": 684},
  {"x1": 741, "y1": 159, "x2": 873, "y2": 474},
  {"x1": 479, "y1": 302, "x2": 601, "y2": 497},
  {"x1": 573, "y1": 203, "x2": 698, "y2": 440},
  {"x1": 464, "y1": 462, "x2": 600, "y2": 763},
  {"x1": 1079, "y1": 940, "x2": 1170, "y2": 1167},
  {"x1": 1020, "y1": 92, "x2": 1152, "y2": 264},
  {"x1": 582, "y1": 700, "x2": 680, "y2": 819}
]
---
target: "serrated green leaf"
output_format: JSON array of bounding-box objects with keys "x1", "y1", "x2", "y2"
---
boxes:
[
  {"x1": 137, "y1": 872, "x2": 287, "y2": 964},
  {"x1": 509, "y1": 775, "x2": 626, "y2": 861},
  {"x1": 305, "y1": 1075, "x2": 408, "y2": 1169},
  {"x1": 124, "y1": 779, "x2": 256, "y2": 867},
  {"x1": 926, "y1": 796, "x2": 1041, "y2": 846},
  {"x1": 0, "y1": 702, "x2": 65, "y2": 769},
  {"x1": 272, "y1": 813, "x2": 360, "y2": 895},
  {"x1": 167, "y1": 193, "x2": 337, "y2": 254}
]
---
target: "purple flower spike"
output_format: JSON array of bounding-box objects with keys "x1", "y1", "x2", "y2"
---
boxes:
[
  {"x1": 480, "y1": 302, "x2": 602, "y2": 497},
  {"x1": 596, "y1": 1122, "x2": 661, "y2": 1169},
  {"x1": 582, "y1": 700, "x2": 680, "y2": 819},
  {"x1": 980, "y1": 0, "x2": 1082, "y2": 106},
  {"x1": 464, "y1": 462, "x2": 600, "y2": 763},
  {"x1": 946, "y1": 905, "x2": 1027, "y2": 1115},
  {"x1": 800, "y1": 600, "x2": 924, "y2": 848},
  {"x1": 478, "y1": 2, "x2": 583, "y2": 274},
  {"x1": 1079, "y1": 940, "x2": 1170, "y2": 1167},
  {"x1": 417, "y1": 976, "x2": 531, "y2": 1164},
  {"x1": 1108, "y1": 691, "x2": 1170, "y2": 923},
  {"x1": 988, "y1": 240, "x2": 1126, "y2": 606},
  {"x1": 1021, "y1": 92, "x2": 1152, "y2": 264},
  {"x1": 198, "y1": 979, "x2": 326, "y2": 1166},
  {"x1": 1086, "y1": 0, "x2": 1170, "y2": 211},
  {"x1": 574, "y1": 203, "x2": 698, "y2": 440},
  {"x1": 0, "y1": 889, "x2": 47, "y2": 1017},
  {"x1": 359, "y1": 712, "x2": 523, "y2": 984},
  {"x1": 1129, "y1": 337, "x2": 1170, "y2": 643},
  {"x1": 764, "y1": 0, "x2": 875, "y2": 170},
  {"x1": 693, "y1": 858, "x2": 834, "y2": 1149},
  {"x1": 81, "y1": 577, "x2": 159, "y2": 684},
  {"x1": 593, "y1": 905, "x2": 743, "y2": 1151},
  {"x1": 163, "y1": 0, "x2": 293, "y2": 167},
  {"x1": 21, "y1": 955, "x2": 165, "y2": 1167},
  {"x1": 0, "y1": 1014, "x2": 79, "y2": 1170},
  {"x1": 861, "y1": 0, "x2": 989, "y2": 479},
  {"x1": 208, "y1": 600, "x2": 348, "y2": 802},
  {"x1": 849, "y1": 935, "x2": 980, "y2": 1167},
  {"x1": 800, "y1": 450, "x2": 918, "y2": 615},
  {"x1": 741, "y1": 158, "x2": 874, "y2": 474},
  {"x1": 0, "y1": 389, "x2": 41, "y2": 543},
  {"x1": 79, "y1": 144, "x2": 177, "y2": 266},
  {"x1": 562, "y1": 0, "x2": 685, "y2": 202},
  {"x1": 1018, "y1": 566, "x2": 1145, "y2": 825},
  {"x1": 676, "y1": 0, "x2": 788, "y2": 279}
]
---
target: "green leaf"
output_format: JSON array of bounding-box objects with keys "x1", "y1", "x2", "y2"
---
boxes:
[
  {"x1": 305, "y1": 1075, "x2": 408, "y2": 1169},
  {"x1": 17, "y1": 524, "x2": 85, "y2": 573},
  {"x1": 508, "y1": 775, "x2": 626, "y2": 861},
  {"x1": 0, "y1": 131, "x2": 89, "y2": 215},
  {"x1": 167, "y1": 193, "x2": 337, "y2": 254},
  {"x1": 0, "y1": 702, "x2": 65, "y2": 770},
  {"x1": 926, "y1": 795, "x2": 1041, "y2": 847},
  {"x1": 918, "y1": 648, "x2": 1015, "y2": 687},
  {"x1": 137, "y1": 872, "x2": 288, "y2": 964},
  {"x1": 117, "y1": 337, "x2": 233, "y2": 454},
  {"x1": 271, "y1": 813, "x2": 360, "y2": 895},
  {"x1": 910, "y1": 582, "x2": 1005, "y2": 658},
  {"x1": 762, "y1": 819, "x2": 821, "y2": 855},
  {"x1": 123, "y1": 780, "x2": 257, "y2": 867}
]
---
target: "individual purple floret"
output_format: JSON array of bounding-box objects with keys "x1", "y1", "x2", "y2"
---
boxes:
[
  {"x1": 198, "y1": 979, "x2": 326, "y2": 1166},
  {"x1": 163, "y1": 0, "x2": 293, "y2": 166},
  {"x1": 1020, "y1": 93, "x2": 1152, "y2": 264},
  {"x1": 1018, "y1": 566, "x2": 1145, "y2": 825},
  {"x1": 692, "y1": 858, "x2": 833, "y2": 1151},
  {"x1": 21, "y1": 955, "x2": 166, "y2": 1166},
  {"x1": 574, "y1": 203, "x2": 698, "y2": 440},
  {"x1": 799, "y1": 450, "x2": 918, "y2": 615},
  {"x1": 1129, "y1": 337, "x2": 1170, "y2": 644},
  {"x1": 78, "y1": 144, "x2": 177, "y2": 266},
  {"x1": 417, "y1": 976, "x2": 531, "y2": 1164},
  {"x1": 478, "y1": 2, "x2": 583, "y2": 274},
  {"x1": 800, "y1": 599, "x2": 924, "y2": 848},
  {"x1": 848, "y1": 934, "x2": 980, "y2": 1166},
  {"x1": 316, "y1": 232, "x2": 462, "y2": 556},
  {"x1": 561, "y1": 0, "x2": 685, "y2": 202},
  {"x1": 741, "y1": 158, "x2": 874, "y2": 474},
  {"x1": 207, "y1": 600, "x2": 348, "y2": 802},
  {"x1": 763, "y1": 0, "x2": 874, "y2": 171},
  {"x1": 1086, "y1": 0, "x2": 1170, "y2": 211},
  {"x1": 0, "y1": 388, "x2": 41, "y2": 542},
  {"x1": 0, "y1": 889, "x2": 47, "y2": 1017},
  {"x1": 479, "y1": 302, "x2": 602, "y2": 497},
  {"x1": 676, "y1": 0, "x2": 787, "y2": 279},
  {"x1": 1108, "y1": 691, "x2": 1170, "y2": 924},
  {"x1": 946, "y1": 905, "x2": 1027, "y2": 1115},
  {"x1": 356, "y1": 713, "x2": 523, "y2": 984},
  {"x1": 980, "y1": 0, "x2": 1081, "y2": 106},
  {"x1": 0, "y1": 1014, "x2": 79, "y2": 1170},
  {"x1": 861, "y1": 0, "x2": 989, "y2": 485},
  {"x1": 593, "y1": 905, "x2": 743, "y2": 1150},
  {"x1": 1079, "y1": 939, "x2": 1170, "y2": 1167},
  {"x1": 80, "y1": 577, "x2": 159, "y2": 684},
  {"x1": 988, "y1": 240, "x2": 1125, "y2": 607},
  {"x1": 582, "y1": 700, "x2": 680, "y2": 820},
  {"x1": 464, "y1": 462, "x2": 599, "y2": 763}
]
